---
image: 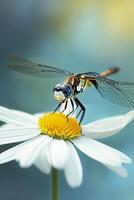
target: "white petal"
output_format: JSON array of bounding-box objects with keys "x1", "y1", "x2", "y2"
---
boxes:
[
  {"x1": 0, "y1": 136, "x2": 41, "y2": 164},
  {"x1": 34, "y1": 113, "x2": 45, "y2": 121},
  {"x1": 0, "y1": 106, "x2": 36, "y2": 126},
  {"x1": 104, "y1": 164, "x2": 128, "y2": 177},
  {"x1": 0, "y1": 135, "x2": 46, "y2": 164},
  {"x1": 0, "y1": 145, "x2": 20, "y2": 164},
  {"x1": 0, "y1": 126, "x2": 39, "y2": 145},
  {"x1": 82, "y1": 111, "x2": 134, "y2": 139},
  {"x1": 73, "y1": 136, "x2": 124, "y2": 167},
  {"x1": 16, "y1": 135, "x2": 51, "y2": 168},
  {"x1": 34, "y1": 144, "x2": 51, "y2": 174},
  {"x1": 110, "y1": 148, "x2": 132, "y2": 164},
  {"x1": 0, "y1": 124, "x2": 16, "y2": 129},
  {"x1": 48, "y1": 139, "x2": 69, "y2": 169},
  {"x1": 64, "y1": 142, "x2": 83, "y2": 188}
]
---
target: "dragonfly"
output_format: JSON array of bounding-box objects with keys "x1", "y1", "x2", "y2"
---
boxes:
[{"x1": 9, "y1": 55, "x2": 134, "y2": 123}]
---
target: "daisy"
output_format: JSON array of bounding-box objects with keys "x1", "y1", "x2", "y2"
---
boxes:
[{"x1": 0, "y1": 106, "x2": 133, "y2": 188}]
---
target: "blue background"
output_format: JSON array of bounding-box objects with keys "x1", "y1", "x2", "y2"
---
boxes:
[{"x1": 0, "y1": 0, "x2": 134, "y2": 199}]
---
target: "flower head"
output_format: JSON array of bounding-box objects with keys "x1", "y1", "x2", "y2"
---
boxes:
[
  {"x1": 0, "y1": 106, "x2": 133, "y2": 187},
  {"x1": 38, "y1": 112, "x2": 81, "y2": 139}
]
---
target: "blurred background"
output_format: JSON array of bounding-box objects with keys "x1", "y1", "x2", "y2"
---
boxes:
[{"x1": 0, "y1": 0, "x2": 134, "y2": 199}]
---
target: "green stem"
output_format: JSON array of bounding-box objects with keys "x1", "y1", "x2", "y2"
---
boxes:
[{"x1": 51, "y1": 168, "x2": 58, "y2": 200}]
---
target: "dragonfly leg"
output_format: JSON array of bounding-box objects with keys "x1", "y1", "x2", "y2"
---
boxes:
[
  {"x1": 61, "y1": 100, "x2": 68, "y2": 113},
  {"x1": 54, "y1": 99, "x2": 68, "y2": 113},
  {"x1": 53, "y1": 102, "x2": 63, "y2": 113},
  {"x1": 75, "y1": 98, "x2": 85, "y2": 124},
  {"x1": 66, "y1": 98, "x2": 77, "y2": 117}
]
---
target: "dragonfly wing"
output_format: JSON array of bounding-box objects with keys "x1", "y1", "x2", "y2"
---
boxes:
[
  {"x1": 9, "y1": 55, "x2": 72, "y2": 78},
  {"x1": 92, "y1": 77, "x2": 134, "y2": 108}
]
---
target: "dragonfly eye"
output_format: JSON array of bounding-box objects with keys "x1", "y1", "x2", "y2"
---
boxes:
[
  {"x1": 53, "y1": 83, "x2": 73, "y2": 102},
  {"x1": 62, "y1": 84, "x2": 73, "y2": 98}
]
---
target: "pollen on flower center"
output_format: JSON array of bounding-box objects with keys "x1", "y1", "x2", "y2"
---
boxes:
[{"x1": 38, "y1": 112, "x2": 81, "y2": 139}]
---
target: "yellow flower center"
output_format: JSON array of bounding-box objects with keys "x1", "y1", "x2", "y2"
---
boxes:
[{"x1": 38, "y1": 112, "x2": 81, "y2": 139}]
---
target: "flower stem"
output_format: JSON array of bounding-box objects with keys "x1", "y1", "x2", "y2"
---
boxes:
[{"x1": 51, "y1": 168, "x2": 58, "y2": 200}]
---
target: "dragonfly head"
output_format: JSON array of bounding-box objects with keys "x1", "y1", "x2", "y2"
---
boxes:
[{"x1": 53, "y1": 83, "x2": 73, "y2": 102}]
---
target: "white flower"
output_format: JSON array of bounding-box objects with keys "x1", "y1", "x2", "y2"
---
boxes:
[{"x1": 0, "y1": 106, "x2": 133, "y2": 188}]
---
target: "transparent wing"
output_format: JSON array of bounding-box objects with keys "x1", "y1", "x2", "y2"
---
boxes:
[
  {"x1": 9, "y1": 55, "x2": 72, "y2": 78},
  {"x1": 93, "y1": 77, "x2": 134, "y2": 108}
]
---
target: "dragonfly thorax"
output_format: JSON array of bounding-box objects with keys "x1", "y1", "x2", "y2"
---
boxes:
[{"x1": 53, "y1": 83, "x2": 74, "y2": 102}]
